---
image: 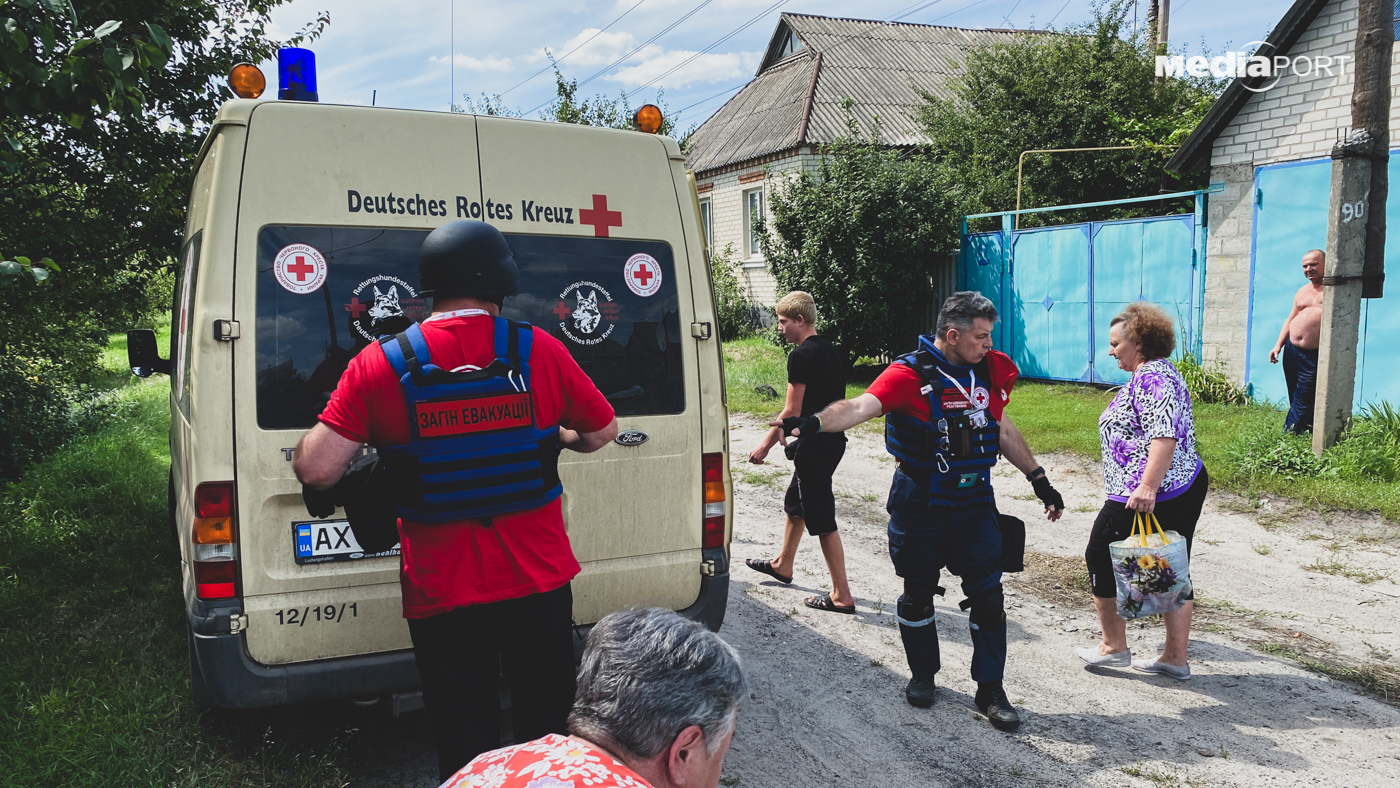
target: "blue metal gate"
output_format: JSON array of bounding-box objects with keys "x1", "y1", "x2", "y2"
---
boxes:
[
  {"x1": 961, "y1": 191, "x2": 1206, "y2": 385},
  {"x1": 1249, "y1": 157, "x2": 1398, "y2": 409}
]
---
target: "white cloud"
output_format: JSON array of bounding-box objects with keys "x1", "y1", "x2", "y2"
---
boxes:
[
  {"x1": 605, "y1": 49, "x2": 760, "y2": 88},
  {"x1": 528, "y1": 28, "x2": 636, "y2": 65},
  {"x1": 431, "y1": 53, "x2": 514, "y2": 72}
]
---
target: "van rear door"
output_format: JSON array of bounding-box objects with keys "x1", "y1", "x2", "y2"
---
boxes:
[
  {"x1": 475, "y1": 117, "x2": 704, "y2": 623},
  {"x1": 231, "y1": 104, "x2": 482, "y2": 666}
]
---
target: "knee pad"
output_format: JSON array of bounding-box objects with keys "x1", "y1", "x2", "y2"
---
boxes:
[
  {"x1": 960, "y1": 585, "x2": 1005, "y2": 631},
  {"x1": 898, "y1": 580, "x2": 941, "y2": 627}
]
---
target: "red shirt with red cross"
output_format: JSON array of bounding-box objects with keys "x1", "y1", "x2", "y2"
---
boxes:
[
  {"x1": 319, "y1": 314, "x2": 615, "y2": 618},
  {"x1": 865, "y1": 348, "x2": 1019, "y2": 421}
]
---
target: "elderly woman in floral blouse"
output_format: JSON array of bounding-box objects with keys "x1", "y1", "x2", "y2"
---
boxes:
[{"x1": 1075, "y1": 303, "x2": 1209, "y2": 681}]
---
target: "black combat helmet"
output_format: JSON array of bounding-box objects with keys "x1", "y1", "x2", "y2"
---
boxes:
[{"x1": 418, "y1": 220, "x2": 519, "y2": 300}]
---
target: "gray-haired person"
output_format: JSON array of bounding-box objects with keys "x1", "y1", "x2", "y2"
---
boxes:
[
  {"x1": 439, "y1": 607, "x2": 750, "y2": 788},
  {"x1": 770, "y1": 292, "x2": 1065, "y2": 730}
]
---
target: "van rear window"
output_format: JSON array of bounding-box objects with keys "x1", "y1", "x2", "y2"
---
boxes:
[{"x1": 255, "y1": 226, "x2": 686, "y2": 430}]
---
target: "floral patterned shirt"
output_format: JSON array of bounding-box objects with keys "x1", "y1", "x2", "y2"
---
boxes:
[
  {"x1": 441, "y1": 734, "x2": 653, "y2": 788},
  {"x1": 1098, "y1": 359, "x2": 1202, "y2": 502}
]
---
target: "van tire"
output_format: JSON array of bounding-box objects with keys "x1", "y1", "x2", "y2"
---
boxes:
[{"x1": 187, "y1": 626, "x2": 216, "y2": 709}]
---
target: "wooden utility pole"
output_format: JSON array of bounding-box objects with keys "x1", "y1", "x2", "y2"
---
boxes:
[
  {"x1": 1314, "y1": 0, "x2": 1392, "y2": 453},
  {"x1": 1156, "y1": 0, "x2": 1170, "y2": 54}
]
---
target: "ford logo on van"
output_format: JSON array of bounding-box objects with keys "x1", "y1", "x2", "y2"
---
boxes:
[{"x1": 615, "y1": 430, "x2": 649, "y2": 447}]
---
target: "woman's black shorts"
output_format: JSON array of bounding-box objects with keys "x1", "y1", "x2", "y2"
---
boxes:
[{"x1": 1085, "y1": 467, "x2": 1209, "y2": 599}]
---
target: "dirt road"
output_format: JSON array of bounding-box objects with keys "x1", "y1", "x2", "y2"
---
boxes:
[
  {"x1": 363, "y1": 417, "x2": 1400, "y2": 787},
  {"x1": 718, "y1": 417, "x2": 1400, "y2": 787}
]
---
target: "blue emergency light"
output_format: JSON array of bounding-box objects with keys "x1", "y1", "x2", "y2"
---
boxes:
[{"x1": 278, "y1": 47, "x2": 319, "y2": 102}]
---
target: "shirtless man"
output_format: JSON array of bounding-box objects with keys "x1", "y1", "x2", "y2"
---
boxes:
[{"x1": 1268, "y1": 249, "x2": 1325, "y2": 433}]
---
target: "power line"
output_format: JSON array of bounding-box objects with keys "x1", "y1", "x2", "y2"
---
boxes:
[
  {"x1": 1047, "y1": 0, "x2": 1074, "y2": 26},
  {"x1": 889, "y1": 0, "x2": 947, "y2": 22},
  {"x1": 499, "y1": 0, "x2": 650, "y2": 98},
  {"x1": 1001, "y1": 0, "x2": 1022, "y2": 28},
  {"x1": 528, "y1": 0, "x2": 718, "y2": 113},
  {"x1": 629, "y1": 0, "x2": 792, "y2": 94},
  {"x1": 930, "y1": 0, "x2": 988, "y2": 25}
]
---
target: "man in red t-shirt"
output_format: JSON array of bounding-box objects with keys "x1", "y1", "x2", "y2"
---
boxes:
[
  {"x1": 771, "y1": 292, "x2": 1064, "y2": 732},
  {"x1": 294, "y1": 221, "x2": 618, "y2": 782}
]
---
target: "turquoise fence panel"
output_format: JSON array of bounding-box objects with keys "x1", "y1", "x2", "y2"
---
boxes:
[
  {"x1": 961, "y1": 231, "x2": 1009, "y2": 352},
  {"x1": 961, "y1": 192, "x2": 1204, "y2": 383},
  {"x1": 1091, "y1": 216, "x2": 1198, "y2": 385},
  {"x1": 1009, "y1": 225, "x2": 1092, "y2": 380},
  {"x1": 1248, "y1": 157, "x2": 1398, "y2": 409}
]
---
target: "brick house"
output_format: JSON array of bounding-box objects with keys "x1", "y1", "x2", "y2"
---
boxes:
[
  {"x1": 683, "y1": 13, "x2": 1029, "y2": 306},
  {"x1": 1166, "y1": 0, "x2": 1399, "y2": 405}
]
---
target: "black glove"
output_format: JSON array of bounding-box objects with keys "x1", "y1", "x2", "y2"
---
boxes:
[
  {"x1": 778, "y1": 415, "x2": 821, "y2": 438},
  {"x1": 302, "y1": 483, "x2": 339, "y2": 518},
  {"x1": 1030, "y1": 475, "x2": 1064, "y2": 512}
]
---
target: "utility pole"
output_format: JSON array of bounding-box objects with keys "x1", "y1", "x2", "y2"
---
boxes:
[
  {"x1": 1156, "y1": 0, "x2": 1170, "y2": 54},
  {"x1": 1313, "y1": 0, "x2": 1392, "y2": 454}
]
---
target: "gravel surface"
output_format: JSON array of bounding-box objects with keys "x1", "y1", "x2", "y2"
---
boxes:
[
  {"x1": 719, "y1": 417, "x2": 1400, "y2": 788},
  {"x1": 362, "y1": 415, "x2": 1400, "y2": 787}
]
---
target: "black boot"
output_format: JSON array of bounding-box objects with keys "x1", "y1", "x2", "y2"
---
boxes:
[
  {"x1": 974, "y1": 681, "x2": 1021, "y2": 731},
  {"x1": 905, "y1": 676, "x2": 936, "y2": 708}
]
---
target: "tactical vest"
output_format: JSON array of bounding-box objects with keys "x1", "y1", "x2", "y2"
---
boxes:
[
  {"x1": 884, "y1": 339, "x2": 1001, "y2": 507},
  {"x1": 377, "y1": 318, "x2": 562, "y2": 523}
]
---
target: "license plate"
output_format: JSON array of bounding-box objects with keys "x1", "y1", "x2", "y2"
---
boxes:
[{"x1": 293, "y1": 520, "x2": 400, "y2": 565}]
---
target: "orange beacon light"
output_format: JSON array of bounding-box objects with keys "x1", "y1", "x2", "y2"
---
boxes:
[
  {"x1": 634, "y1": 104, "x2": 664, "y2": 134},
  {"x1": 228, "y1": 63, "x2": 266, "y2": 99}
]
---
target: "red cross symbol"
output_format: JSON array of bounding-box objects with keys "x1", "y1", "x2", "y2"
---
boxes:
[
  {"x1": 286, "y1": 255, "x2": 316, "y2": 282},
  {"x1": 632, "y1": 263, "x2": 654, "y2": 287},
  {"x1": 344, "y1": 298, "x2": 368, "y2": 318},
  {"x1": 579, "y1": 194, "x2": 622, "y2": 237},
  {"x1": 551, "y1": 301, "x2": 572, "y2": 320}
]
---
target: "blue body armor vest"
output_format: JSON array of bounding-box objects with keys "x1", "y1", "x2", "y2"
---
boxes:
[
  {"x1": 377, "y1": 318, "x2": 562, "y2": 523},
  {"x1": 884, "y1": 338, "x2": 1001, "y2": 507}
]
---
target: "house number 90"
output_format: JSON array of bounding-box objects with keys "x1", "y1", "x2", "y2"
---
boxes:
[{"x1": 1341, "y1": 200, "x2": 1366, "y2": 223}]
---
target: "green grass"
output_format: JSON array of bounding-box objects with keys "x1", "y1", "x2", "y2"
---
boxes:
[
  {"x1": 721, "y1": 342, "x2": 1400, "y2": 520},
  {"x1": 0, "y1": 334, "x2": 431, "y2": 787}
]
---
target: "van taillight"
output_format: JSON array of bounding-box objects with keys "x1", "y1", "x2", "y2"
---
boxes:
[
  {"x1": 193, "y1": 482, "x2": 238, "y2": 600},
  {"x1": 702, "y1": 453, "x2": 726, "y2": 549}
]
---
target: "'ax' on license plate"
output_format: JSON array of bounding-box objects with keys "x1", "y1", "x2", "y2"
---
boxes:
[{"x1": 293, "y1": 520, "x2": 400, "y2": 565}]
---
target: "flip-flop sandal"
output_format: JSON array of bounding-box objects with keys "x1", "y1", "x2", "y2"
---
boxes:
[
  {"x1": 744, "y1": 558, "x2": 793, "y2": 584},
  {"x1": 804, "y1": 593, "x2": 856, "y2": 615}
]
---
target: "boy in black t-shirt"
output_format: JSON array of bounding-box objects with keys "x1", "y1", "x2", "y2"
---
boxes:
[{"x1": 745, "y1": 292, "x2": 855, "y2": 613}]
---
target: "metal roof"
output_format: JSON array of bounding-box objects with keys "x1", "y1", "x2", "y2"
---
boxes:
[{"x1": 686, "y1": 13, "x2": 1042, "y2": 174}]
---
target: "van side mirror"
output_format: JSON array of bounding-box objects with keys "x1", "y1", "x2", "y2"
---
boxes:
[{"x1": 128, "y1": 329, "x2": 172, "y2": 378}]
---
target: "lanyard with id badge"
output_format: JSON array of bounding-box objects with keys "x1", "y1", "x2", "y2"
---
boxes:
[{"x1": 935, "y1": 367, "x2": 989, "y2": 488}]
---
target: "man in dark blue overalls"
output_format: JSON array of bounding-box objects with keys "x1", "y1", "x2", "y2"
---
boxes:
[{"x1": 773, "y1": 292, "x2": 1064, "y2": 730}]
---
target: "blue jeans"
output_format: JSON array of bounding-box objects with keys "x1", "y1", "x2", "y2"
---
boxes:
[
  {"x1": 887, "y1": 469, "x2": 1006, "y2": 682},
  {"x1": 1282, "y1": 338, "x2": 1318, "y2": 434}
]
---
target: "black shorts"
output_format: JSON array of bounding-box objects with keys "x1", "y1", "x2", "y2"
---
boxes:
[
  {"x1": 783, "y1": 434, "x2": 847, "y2": 536},
  {"x1": 1085, "y1": 467, "x2": 1209, "y2": 599}
]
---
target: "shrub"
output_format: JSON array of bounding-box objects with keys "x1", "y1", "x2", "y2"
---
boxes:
[
  {"x1": 1175, "y1": 353, "x2": 1250, "y2": 405},
  {"x1": 1229, "y1": 401, "x2": 1400, "y2": 484},
  {"x1": 761, "y1": 111, "x2": 956, "y2": 361},
  {"x1": 709, "y1": 243, "x2": 761, "y2": 340},
  {"x1": 0, "y1": 357, "x2": 80, "y2": 480}
]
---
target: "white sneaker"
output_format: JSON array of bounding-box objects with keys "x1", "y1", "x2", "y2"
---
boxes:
[
  {"x1": 1075, "y1": 646, "x2": 1131, "y2": 667},
  {"x1": 1131, "y1": 658, "x2": 1191, "y2": 681}
]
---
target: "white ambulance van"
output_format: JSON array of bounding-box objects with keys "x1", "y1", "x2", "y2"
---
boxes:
[{"x1": 127, "y1": 98, "x2": 732, "y2": 709}]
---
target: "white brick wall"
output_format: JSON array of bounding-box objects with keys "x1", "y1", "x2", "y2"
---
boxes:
[
  {"x1": 1201, "y1": 0, "x2": 1399, "y2": 384},
  {"x1": 1210, "y1": 0, "x2": 1400, "y2": 168},
  {"x1": 696, "y1": 151, "x2": 820, "y2": 306},
  {"x1": 1201, "y1": 163, "x2": 1254, "y2": 384}
]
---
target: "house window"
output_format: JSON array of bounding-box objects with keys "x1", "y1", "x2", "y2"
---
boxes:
[
  {"x1": 779, "y1": 28, "x2": 804, "y2": 58},
  {"x1": 744, "y1": 187, "x2": 764, "y2": 259},
  {"x1": 699, "y1": 197, "x2": 712, "y2": 252}
]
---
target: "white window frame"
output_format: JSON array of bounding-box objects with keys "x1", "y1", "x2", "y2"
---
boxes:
[
  {"x1": 698, "y1": 197, "x2": 712, "y2": 253},
  {"x1": 743, "y1": 186, "x2": 764, "y2": 263}
]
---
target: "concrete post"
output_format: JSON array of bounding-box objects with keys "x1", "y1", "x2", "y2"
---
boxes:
[{"x1": 1314, "y1": 133, "x2": 1372, "y2": 452}]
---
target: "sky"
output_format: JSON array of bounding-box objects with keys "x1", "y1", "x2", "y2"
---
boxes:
[{"x1": 257, "y1": 0, "x2": 1292, "y2": 132}]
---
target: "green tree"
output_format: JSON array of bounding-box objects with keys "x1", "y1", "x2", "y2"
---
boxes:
[
  {"x1": 916, "y1": 1, "x2": 1223, "y2": 226},
  {"x1": 0, "y1": 0, "x2": 325, "y2": 375},
  {"x1": 542, "y1": 70, "x2": 676, "y2": 136},
  {"x1": 760, "y1": 114, "x2": 956, "y2": 361}
]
